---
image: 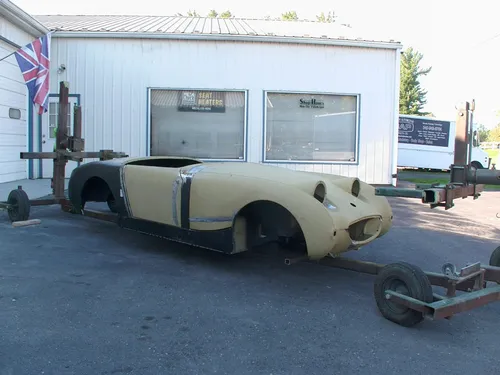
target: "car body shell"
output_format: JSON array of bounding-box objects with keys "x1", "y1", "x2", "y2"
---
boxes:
[{"x1": 68, "y1": 156, "x2": 393, "y2": 260}]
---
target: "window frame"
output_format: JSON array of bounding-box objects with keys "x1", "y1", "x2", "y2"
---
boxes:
[
  {"x1": 8, "y1": 108, "x2": 21, "y2": 120},
  {"x1": 262, "y1": 90, "x2": 361, "y2": 165},
  {"x1": 147, "y1": 87, "x2": 249, "y2": 162},
  {"x1": 47, "y1": 101, "x2": 73, "y2": 139}
]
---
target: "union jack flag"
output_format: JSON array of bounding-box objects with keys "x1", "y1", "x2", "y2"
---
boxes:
[{"x1": 14, "y1": 33, "x2": 52, "y2": 115}]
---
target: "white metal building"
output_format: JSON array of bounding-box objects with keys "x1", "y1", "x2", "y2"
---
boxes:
[
  {"x1": 34, "y1": 14, "x2": 402, "y2": 185},
  {"x1": 0, "y1": 1, "x2": 48, "y2": 183}
]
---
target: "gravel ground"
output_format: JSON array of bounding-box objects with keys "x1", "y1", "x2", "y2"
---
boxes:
[{"x1": 1, "y1": 193, "x2": 500, "y2": 375}]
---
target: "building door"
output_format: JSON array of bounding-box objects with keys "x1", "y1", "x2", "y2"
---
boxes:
[
  {"x1": 41, "y1": 96, "x2": 79, "y2": 178},
  {"x1": 0, "y1": 39, "x2": 28, "y2": 183}
]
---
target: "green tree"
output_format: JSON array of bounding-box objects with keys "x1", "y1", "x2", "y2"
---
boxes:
[
  {"x1": 220, "y1": 10, "x2": 233, "y2": 18},
  {"x1": 207, "y1": 10, "x2": 218, "y2": 17},
  {"x1": 399, "y1": 47, "x2": 432, "y2": 115},
  {"x1": 316, "y1": 11, "x2": 336, "y2": 23},
  {"x1": 487, "y1": 125, "x2": 500, "y2": 142},
  {"x1": 187, "y1": 10, "x2": 200, "y2": 17},
  {"x1": 476, "y1": 123, "x2": 490, "y2": 142},
  {"x1": 281, "y1": 11, "x2": 298, "y2": 20}
]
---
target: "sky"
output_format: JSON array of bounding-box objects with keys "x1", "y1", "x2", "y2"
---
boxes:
[{"x1": 12, "y1": 0, "x2": 500, "y2": 128}]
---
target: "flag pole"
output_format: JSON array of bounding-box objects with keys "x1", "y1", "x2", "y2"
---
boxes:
[
  {"x1": 0, "y1": 31, "x2": 54, "y2": 62},
  {"x1": 0, "y1": 51, "x2": 17, "y2": 62}
]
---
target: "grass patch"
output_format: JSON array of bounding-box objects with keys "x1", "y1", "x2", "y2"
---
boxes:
[
  {"x1": 404, "y1": 177, "x2": 500, "y2": 191},
  {"x1": 486, "y1": 149, "x2": 499, "y2": 165}
]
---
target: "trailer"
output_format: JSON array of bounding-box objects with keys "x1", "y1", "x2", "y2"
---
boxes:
[
  {"x1": 397, "y1": 114, "x2": 491, "y2": 170},
  {"x1": 1, "y1": 87, "x2": 500, "y2": 328}
]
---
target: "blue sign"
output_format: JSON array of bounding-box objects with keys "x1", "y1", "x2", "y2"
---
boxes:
[{"x1": 398, "y1": 117, "x2": 450, "y2": 147}]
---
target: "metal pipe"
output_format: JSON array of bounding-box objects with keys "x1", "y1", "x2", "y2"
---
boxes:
[
  {"x1": 73, "y1": 105, "x2": 82, "y2": 138},
  {"x1": 467, "y1": 168, "x2": 500, "y2": 185},
  {"x1": 468, "y1": 106, "x2": 474, "y2": 166},
  {"x1": 374, "y1": 187, "x2": 424, "y2": 199}
]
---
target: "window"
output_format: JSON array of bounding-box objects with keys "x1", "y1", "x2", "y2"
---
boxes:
[
  {"x1": 150, "y1": 89, "x2": 246, "y2": 160},
  {"x1": 473, "y1": 130, "x2": 479, "y2": 147},
  {"x1": 264, "y1": 92, "x2": 359, "y2": 163},
  {"x1": 48, "y1": 102, "x2": 71, "y2": 138},
  {"x1": 8, "y1": 108, "x2": 21, "y2": 119}
]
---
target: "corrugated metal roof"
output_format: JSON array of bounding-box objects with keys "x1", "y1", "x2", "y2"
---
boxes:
[{"x1": 33, "y1": 15, "x2": 400, "y2": 45}]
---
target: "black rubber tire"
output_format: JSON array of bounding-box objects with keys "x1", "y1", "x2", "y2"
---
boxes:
[
  {"x1": 489, "y1": 246, "x2": 500, "y2": 267},
  {"x1": 7, "y1": 188, "x2": 30, "y2": 222},
  {"x1": 374, "y1": 262, "x2": 433, "y2": 327},
  {"x1": 107, "y1": 195, "x2": 117, "y2": 213}
]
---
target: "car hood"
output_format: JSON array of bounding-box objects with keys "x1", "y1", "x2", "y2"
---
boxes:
[
  {"x1": 181, "y1": 161, "x2": 350, "y2": 186},
  {"x1": 181, "y1": 161, "x2": 372, "y2": 202}
]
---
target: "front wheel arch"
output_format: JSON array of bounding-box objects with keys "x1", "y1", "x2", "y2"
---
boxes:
[{"x1": 231, "y1": 200, "x2": 307, "y2": 255}]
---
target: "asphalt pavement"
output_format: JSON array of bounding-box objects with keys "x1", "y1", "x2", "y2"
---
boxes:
[{"x1": 1, "y1": 193, "x2": 500, "y2": 375}]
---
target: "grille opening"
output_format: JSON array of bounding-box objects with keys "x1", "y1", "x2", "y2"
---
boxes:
[
  {"x1": 314, "y1": 182, "x2": 326, "y2": 203},
  {"x1": 348, "y1": 217, "x2": 381, "y2": 242}
]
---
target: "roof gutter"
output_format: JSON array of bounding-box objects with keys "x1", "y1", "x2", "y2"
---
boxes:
[
  {"x1": 0, "y1": 0, "x2": 49, "y2": 37},
  {"x1": 51, "y1": 31, "x2": 403, "y2": 50}
]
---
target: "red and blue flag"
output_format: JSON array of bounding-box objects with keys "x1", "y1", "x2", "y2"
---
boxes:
[{"x1": 14, "y1": 33, "x2": 52, "y2": 115}]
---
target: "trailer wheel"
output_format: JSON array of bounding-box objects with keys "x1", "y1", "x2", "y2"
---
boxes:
[
  {"x1": 489, "y1": 246, "x2": 500, "y2": 268},
  {"x1": 374, "y1": 262, "x2": 433, "y2": 327},
  {"x1": 7, "y1": 188, "x2": 30, "y2": 222}
]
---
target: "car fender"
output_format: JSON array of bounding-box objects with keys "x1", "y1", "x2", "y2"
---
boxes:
[
  {"x1": 188, "y1": 173, "x2": 337, "y2": 258},
  {"x1": 68, "y1": 161, "x2": 124, "y2": 213}
]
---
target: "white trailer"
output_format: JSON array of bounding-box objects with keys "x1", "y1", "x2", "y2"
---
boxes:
[{"x1": 397, "y1": 114, "x2": 490, "y2": 171}]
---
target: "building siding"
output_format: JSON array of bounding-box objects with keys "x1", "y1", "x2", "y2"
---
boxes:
[
  {"x1": 0, "y1": 15, "x2": 38, "y2": 183},
  {"x1": 47, "y1": 36, "x2": 399, "y2": 184}
]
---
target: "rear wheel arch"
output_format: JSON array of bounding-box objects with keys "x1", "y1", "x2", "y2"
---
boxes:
[{"x1": 80, "y1": 175, "x2": 115, "y2": 209}]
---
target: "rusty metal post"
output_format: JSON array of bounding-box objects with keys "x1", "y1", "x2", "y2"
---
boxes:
[
  {"x1": 73, "y1": 105, "x2": 82, "y2": 139},
  {"x1": 454, "y1": 101, "x2": 469, "y2": 166},
  {"x1": 53, "y1": 81, "x2": 69, "y2": 199},
  {"x1": 56, "y1": 81, "x2": 69, "y2": 150}
]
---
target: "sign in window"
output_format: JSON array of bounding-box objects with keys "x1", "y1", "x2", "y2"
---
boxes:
[
  {"x1": 264, "y1": 92, "x2": 358, "y2": 162},
  {"x1": 150, "y1": 89, "x2": 246, "y2": 160}
]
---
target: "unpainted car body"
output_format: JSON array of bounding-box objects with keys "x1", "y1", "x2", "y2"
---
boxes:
[{"x1": 68, "y1": 157, "x2": 393, "y2": 260}]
